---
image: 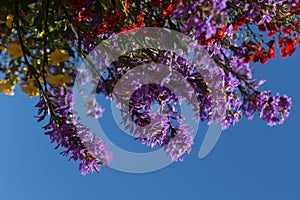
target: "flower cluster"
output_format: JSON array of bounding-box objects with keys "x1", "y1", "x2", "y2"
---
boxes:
[
  {"x1": 36, "y1": 87, "x2": 111, "y2": 175},
  {"x1": 127, "y1": 84, "x2": 194, "y2": 161},
  {"x1": 0, "y1": 0, "x2": 298, "y2": 174}
]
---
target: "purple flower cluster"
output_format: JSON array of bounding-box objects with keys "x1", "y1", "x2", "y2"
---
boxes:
[
  {"x1": 1, "y1": 0, "x2": 297, "y2": 176},
  {"x1": 173, "y1": 0, "x2": 229, "y2": 39},
  {"x1": 92, "y1": 36, "x2": 293, "y2": 162},
  {"x1": 44, "y1": 0, "x2": 296, "y2": 173},
  {"x1": 85, "y1": 98, "x2": 105, "y2": 119},
  {"x1": 243, "y1": 91, "x2": 292, "y2": 126},
  {"x1": 240, "y1": 0, "x2": 283, "y2": 23},
  {"x1": 36, "y1": 87, "x2": 111, "y2": 175},
  {"x1": 125, "y1": 83, "x2": 194, "y2": 161},
  {"x1": 169, "y1": 0, "x2": 293, "y2": 131},
  {"x1": 201, "y1": 42, "x2": 291, "y2": 130},
  {"x1": 164, "y1": 124, "x2": 194, "y2": 161}
]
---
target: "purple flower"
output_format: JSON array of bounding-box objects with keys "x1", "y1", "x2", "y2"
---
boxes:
[
  {"x1": 224, "y1": 73, "x2": 240, "y2": 92},
  {"x1": 86, "y1": 98, "x2": 105, "y2": 119},
  {"x1": 173, "y1": 0, "x2": 229, "y2": 39},
  {"x1": 164, "y1": 124, "x2": 194, "y2": 161},
  {"x1": 258, "y1": 13, "x2": 274, "y2": 25},
  {"x1": 36, "y1": 87, "x2": 111, "y2": 175}
]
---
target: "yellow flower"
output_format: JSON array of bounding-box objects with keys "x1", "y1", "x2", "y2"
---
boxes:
[
  {"x1": 21, "y1": 77, "x2": 40, "y2": 97},
  {"x1": 8, "y1": 44, "x2": 23, "y2": 59},
  {"x1": 47, "y1": 74, "x2": 72, "y2": 85},
  {"x1": 6, "y1": 14, "x2": 14, "y2": 28},
  {"x1": 21, "y1": 85, "x2": 39, "y2": 97},
  {"x1": 22, "y1": 67, "x2": 28, "y2": 73},
  {"x1": 49, "y1": 49, "x2": 69, "y2": 65},
  {"x1": 0, "y1": 80, "x2": 15, "y2": 96},
  {"x1": 0, "y1": 45, "x2": 7, "y2": 51}
]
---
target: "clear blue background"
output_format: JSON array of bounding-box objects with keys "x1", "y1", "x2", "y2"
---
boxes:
[{"x1": 0, "y1": 48, "x2": 299, "y2": 200}]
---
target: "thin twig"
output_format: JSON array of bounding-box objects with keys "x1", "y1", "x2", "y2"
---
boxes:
[{"x1": 42, "y1": 0, "x2": 50, "y2": 92}]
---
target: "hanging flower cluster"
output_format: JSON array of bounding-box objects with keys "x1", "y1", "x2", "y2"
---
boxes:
[{"x1": 0, "y1": 0, "x2": 298, "y2": 175}]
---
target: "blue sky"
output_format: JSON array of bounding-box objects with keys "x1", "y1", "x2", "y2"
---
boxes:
[{"x1": 0, "y1": 48, "x2": 299, "y2": 200}]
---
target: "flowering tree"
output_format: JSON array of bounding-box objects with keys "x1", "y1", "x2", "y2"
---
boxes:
[{"x1": 0, "y1": 0, "x2": 299, "y2": 175}]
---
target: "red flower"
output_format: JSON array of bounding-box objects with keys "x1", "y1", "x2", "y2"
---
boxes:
[
  {"x1": 290, "y1": 1, "x2": 299, "y2": 13},
  {"x1": 279, "y1": 36, "x2": 298, "y2": 58},
  {"x1": 266, "y1": 40, "x2": 275, "y2": 47},
  {"x1": 265, "y1": 23, "x2": 279, "y2": 38},
  {"x1": 258, "y1": 24, "x2": 267, "y2": 32},
  {"x1": 162, "y1": 4, "x2": 176, "y2": 18},
  {"x1": 294, "y1": 35, "x2": 299, "y2": 45},
  {"x1": 282, "y1": 25, "x2": 294, "y2": 35},
  {"x1": 123, "y1": 0, "x2": 130, "y2": 10},
  {"x1": 243, "y1": 54, "x2": 254, "y2": 64},
  {"x1": 198, "y1": 33, "x2": 216, "y2": 46},
  {"x1": 215, "y1": 25, "x2": 227, "y2": 40},
  {"x1": 233, "y1": 20, "x2": 245, "y2": 31},
  {"x1": 95, "y1": 23, "x2": 110, "y2": 35},
  {"x1": 266, "y1": 40, "x2": 276, "y2": 59},
  {"x1": 268, "y1": 45, "x2": 276, "y2": 59},
  {"x1": 280, "y1": 47, "x2": 294, "y2": 58},
  {"x1": 118, "y1": 12, "x2": 144, "y2": 33},
  {"x1": 77, "y1": 8, "x2": 91, "y2": 22},
  {"x1": 277, "y1": 37, "x2": 284, "y2": 48},
  {"x1": 253, "y1": 50, "x2": 269, "y2": 65},
  {"x1": 282, "y1": 27, "x2": 289, "y2": 35},
  {"x1": 267, "y1": 30, "x2": 276, "y2": 37}
]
